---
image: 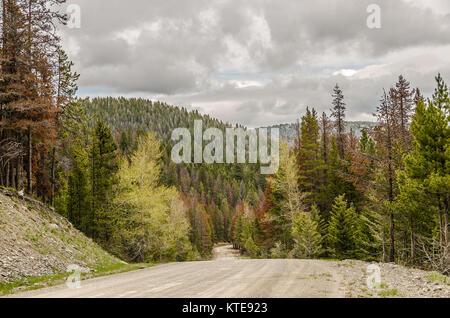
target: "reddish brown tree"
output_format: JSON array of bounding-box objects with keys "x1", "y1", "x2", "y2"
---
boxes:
[
  {"x1": 0, "y1": 0, "x2": 67, "y2": 199},
  {"x1": 373, "y1": 89, "x2": 402, "y2": 262}
]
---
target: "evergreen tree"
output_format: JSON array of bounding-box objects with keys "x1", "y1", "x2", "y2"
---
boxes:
[
  {"x1": 266, "y1": 144, "x2": 305, "y2": 249},
  {"x1": 331, "y1": 84, "x2": 347, "y2": 159},
  {"x1": 327, "y1": 195, "x2": 361, "y2": 259},
  {"x1": 291, "y1": 212, "x2": 322, "y2": 259},
  {"x1": 399, "y1": 77, "x2": 449, "y2": 257},
  {"x1": 321, "y1": 112, "x2": 331, "y2": 164},
  {"x1": 297, "y1": 107, "x2": 325, "y2": 207},
  {"x1": 253, "y1": 216, "x2": 266, "y2": 247},
  {"x1": 322, "y1": 136, "x2": 361, "y2": 220},
  {"x1": 432, "y1": 73, "x2": 449, "y2": 114},
  {"x1": 233, "y1": 211, "x2": 244, "y2": 250},
  {"x1": 66, "y1": 143, "x2": 90, "y2": 232},
  {"x1": 244, "y1": 237, "x2": 260, "y2": 258},
  {"x1": 90, "y1": 119, "x2": 119, "y2": 241}
]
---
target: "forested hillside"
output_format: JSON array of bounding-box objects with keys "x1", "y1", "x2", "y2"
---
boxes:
[{"x1": 75, "y1": 97, "x2": 266, "y2": 258}]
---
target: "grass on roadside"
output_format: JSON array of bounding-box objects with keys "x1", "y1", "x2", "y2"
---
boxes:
[
  {"x1": 427, "y1": 272, "x2": 449, "y2": 285},
  {"x1": 0, "y1": 262, "x2": 154, "y2": 296},
  {"x1": 378, "y1": 289, "x2": 399, "y2": 297}
]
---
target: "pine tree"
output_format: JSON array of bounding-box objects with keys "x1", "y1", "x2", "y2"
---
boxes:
[
  {"x1": 233, "y1": 212, "x2": 244, "y2": 249},
  {"x1": 359, "y1": 128, "x2": 369, "y2": 153},
  {"x1": 266, "y1": 144, "x2": 306, "y2": 249},
  {"x1": 252, "y1": 216, "x2": 266, "y2": 247},
  {"x1": 53, "y1": 48, "x2": 81, "y2": 206},
  {"x1": 331, "y1": 84, "x2": 346, "y2": 159},
  {"x1": 297, "y1": 107, "x2": 324, "y2": 206},
  {"x1": 66, "y1": 142, "x2": 90, "y2": 232},
  {"x1": 322, "y1": 136, "x2": 361, "y2": 220},
  {"x1": 432, "y1": 73, "x2": 449, "y2": 113},
  {"x1": 327, "y1": 195, "x2": 361, "y2": 259},
  {"x1": 90, "y1": 119, "x2": 119, "y2": 241},
  {"x1": 244, "y1": 237, "x2": 260, "y2": 258},
  {"x1": 401, "y1": 77, "x2": 449, "y2": 253},
  {"x1": 56, "y1": 49, "x2": 80, "y2": 116},
  {"x1": 321, "y1": 112, "x2": 331, "y2": 164},
  {"x1": 291, "y1": 212, "x2": 322, "y2": 259}
]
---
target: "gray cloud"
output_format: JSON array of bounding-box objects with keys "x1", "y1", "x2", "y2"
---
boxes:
[{"x1": 61, "y1": 0, "x2": 450, "y2": 127}]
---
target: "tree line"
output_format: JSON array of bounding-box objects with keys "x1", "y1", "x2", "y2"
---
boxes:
[{"x1": 231, "y1": 75, "x2": 449, "y2": 274}]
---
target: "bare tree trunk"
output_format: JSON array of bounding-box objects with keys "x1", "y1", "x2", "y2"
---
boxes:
[
  {"x1": 51, "y1": 147, "x2": 55, "y2": 207},
  {"x1": 15, "y1": 156, "x2": 19, "y2": 189},
  {"x1": 445, "y1": 205, "x2": 449, "y2": 247},
  {"x1": 410, "y1": 216, "x2": 415, "y2": 265},
  {"x1": 27, "y1": 126, "x2": 32, "y2": 195},
  {"x1": 9, "y1": 159, "x2": 15, "y2": 189},
  {"x1": 388, "y1": 160, "x2": 395, "y2": 262},
  {"x1": 438, "y1": 195, "x2": 444, "y2": 249},
  {"x1": 40, "y1": 152, "x2": 45, "y2": 202},
  {"x1": 5, "y1": 161, "x2": 10, "y2": 187},
  {"x1": 15, "y1": 152, "x2": 21, "y2": 190},
  {"x1": 389, "y1": 211, "x2": 395, "y2": 262},
  {"x1": 387, "y1": 121, "x2": 395, "y2": 263},
  {"x1": 381, "y1": 214, "x2": 387, "y2": 263},
  {"x1": 91, "y1": 145, "x2": 96, "y2": 240}
]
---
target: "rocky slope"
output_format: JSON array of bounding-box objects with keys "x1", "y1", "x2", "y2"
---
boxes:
[
  {"x1": 0, "y1": 188, "x2": 120, "y2": 284},
  {"x1": 334, "y1": 260, "x2": 449, "y2": 298}
]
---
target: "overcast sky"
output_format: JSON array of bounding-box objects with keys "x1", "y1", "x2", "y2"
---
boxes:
[{"x1": 61, "y1": 0, "x2": 450, "y2": 127}]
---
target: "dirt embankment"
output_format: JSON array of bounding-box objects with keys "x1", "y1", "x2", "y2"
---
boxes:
[{"x1": 0, "y1": 189, "x2": 120, "y2": 284}]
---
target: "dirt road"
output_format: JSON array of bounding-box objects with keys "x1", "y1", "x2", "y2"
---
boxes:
[
  {"x1": 213, "y1": 244, "x2": 241, "y2": 260},
  {"x1": 7, "y1": 245, "x2": 449, "y2": 298},
  {"x1": 9, "y1": 245, "x2": 344, "y2": 298}
]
